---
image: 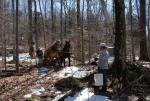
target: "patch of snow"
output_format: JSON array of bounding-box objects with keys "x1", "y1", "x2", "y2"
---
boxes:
[
  {"x1": 128, "y1": 95, "x2": 139, "y2": 101},
  {"x1": 0, "y1": 53, "x2": 32, "y2": 62},
  {"x1": 38, "y1": 67, "x2": 48, "y2": 77},
  {"x1": 6, "y1": 56, "x2": 13, "y2": 62},
  {"x1": 52, "y1": 94, "x2": 65, "y2": 101},
  {"x1": 24, "y1": 87, "x2": 45, "y2": 98},
  {"x1": 146, "y1": 95, "x2": 150, "y2": 101},
  {"x1": 135, "y1": 56, "x2": 139, "y2": 60},
  {"x1": 55, "y1": 66, "x2": 90, "y2": 79},
  {"x1": 64, "y1": 88, "x2": 111, "y2": 101},
  {"x1": 24, "y1": 93, "x2": 32, "y2": 98}
]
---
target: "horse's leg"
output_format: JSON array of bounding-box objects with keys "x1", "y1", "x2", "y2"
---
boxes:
[
  {"x1": 68, "y1": 56, "x2": 71, "y2": 66},
  {"x1": 63, "y1": 58, "x2": 66, "y2": 67}
]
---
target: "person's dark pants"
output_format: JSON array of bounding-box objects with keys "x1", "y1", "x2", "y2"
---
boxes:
[{"x1": 98, "y1": 68, "x2": 108, "y2": 91}]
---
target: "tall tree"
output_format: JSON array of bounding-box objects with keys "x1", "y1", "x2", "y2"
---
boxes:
[
  {"x1": 38, "y1": 0, "x2": 46, "y2": 49},
  {"x1": 129, "y1": 0, "x2": 135, "y2": 61},
  {"x1": 139, "y1": 0, "x2": 149, "y2": 60},
  {"x1": 28, "y1": 0, "x2": 33, "y2": 48},
  {"x1": 51, "y1": 0, "x2": 54, "y2": 41},
  {"x1": 81, "y1": 0, "x2": 85, "y2": 64},
  {"x1": 0, "y1": 0, "x2": 3, "y2": 42},
  {"x1": 15, "y1": 0, "x2": 19, "y2": 72},
  {"x1": 87, "y1": 0, "x2": 91, "y2": 63},
  {"x1": 60, "y1": 0, "x2": 63, "y2": 42},
  {"x1": 147, "y1": 0, "x2": 150, "y2": 59},
  {"x1": 77, "y1": 0, "x2": 80, "y2": 27},
  {"x1": 12, "y1": 0, "x2": 16, "y2": 62},
  {"x1": 34, "y1": 0, "x2": 38, "y2": 50},
  {"x1": 136, "y1": 0, "x2": 140, "y2": 19},
  {"x1": 113, "y1": 0, "x2": 126, "y2": 76}
]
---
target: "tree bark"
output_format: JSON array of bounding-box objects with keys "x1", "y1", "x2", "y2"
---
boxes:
[
  {"x1": 15, "y1": 0, "x2": 19, "y2": 72},
  {"x1": 38, "y1": 0, "x2": 46, "y2": 49},
  {"x1": 77, "y1": 0, "x2": 80, "y2": 27},
  {"x1": 34, "y1": 0, "x2": 38, "y2": 50},
  {"x1": 129, "y1": 0, "x2": 135, "y2": 61},
  {"x1": 51, "y1": 0, "x2": 55, "y2": 41},
  {"x1": 113, "y1": 0, "x2": 126, "y2": 75},
  {"x1": 136, "y1": 0, "x2": 140, "y2": 20},
  {"x1": 28, "y1": 0, "x2": 33, "y2": 48},
  {"x1": 139, "y1": 0, "x2": 149, "y2": 60},
  {"x1": 87, "y1": 0, "x2": 91, "y2": 63},
  {"x1": 81, "y1": 0, "x2": 85, "y2": 64},
  {"x1": 147, "y1": 0, "x2": 150, "y2": 59},
  {"x1": 60, "y1": 0, "x2": 63, "y2": 42}
]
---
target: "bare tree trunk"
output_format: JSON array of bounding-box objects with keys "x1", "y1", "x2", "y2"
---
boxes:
[
  {"x1": 38, "y1": 0, "x2": 46, "y2": 49},
  {"x1": 28, "y1": 0, "x2": 33, "y2": 48},
  {"x1": 60, "y1": 0, "x2": 63, "y2": 42},
  {"x1": 51, "y1": 0, "x2": 55, "y2": 41},
  {"x1": 113, "y1": 0, "x2": 126, "y2": 76},
  {"x1": 81, "y1": 0, "x2": 85, "y2": 64},
  {"x1": 12, "y1": 0, "x2": 16, "y2": 62},
  {"x1": 139, "y1": 0, "x2": 149, "y2": 60},
  {"x1": 77, "y1": 0, "x2": 80, "y2": 27},
  {"x1": 87, "y1": 0, "x2": 91, "y2": 63},
  {"x1": 34, "y1": 0, "x2": 38, "y2": 50},
  {"x1": 136, "y1": 0, "x2": 140, "y2": 19},
  {"x1": 129, "y1": 0, "x2": 135, "y2": 61},
  {"x1": 15, "y1": 0, "x2": 19, "y2": 72},
  {"x1": 147, "y1": 0, "x2": 150, "y2": 59}
]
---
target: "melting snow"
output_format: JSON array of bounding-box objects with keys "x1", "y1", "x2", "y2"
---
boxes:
[
  {"x1": 24, "y1": 87, "x2": 45, "y2": 99},
  {"x1": 55, "y1": 66, "x2": 90, "y2": 79},
  {"x1": 0, "y1": 53, "x2": 31, "y2": 62},
  {"x1": 64, "y1": 88, "x2": 111, "y2": 101}
]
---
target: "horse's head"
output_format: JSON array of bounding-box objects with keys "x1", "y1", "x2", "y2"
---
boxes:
[
  {"x1": 65, "y1": 40, "x2": 70, "y2": 48},
  {"x1": 55, "y1": 40, "x2": 61, "y2": 51},
  {"x1": 63, "y1": 40, "x2": 71, "y2": 51}
]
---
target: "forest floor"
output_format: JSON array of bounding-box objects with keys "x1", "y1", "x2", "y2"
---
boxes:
[{"x1": 0, "y1": 54, "x2": 150, "y2": 101}]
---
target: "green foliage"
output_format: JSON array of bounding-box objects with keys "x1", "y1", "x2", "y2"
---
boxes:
[
  {"x1": 24, "y1": 98, "x2": 38, "y2": 101},
  {"x1": 55, "y1": 77, "x2": 83, "y2": 89}
]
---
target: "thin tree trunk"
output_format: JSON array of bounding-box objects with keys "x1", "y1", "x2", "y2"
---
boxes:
[
  {"x1": 12, "y1": 0, "x2": 16, "y2": 62},
  {"x1": 81, "y1": 0, "x2": 85, "y2": 64},
  {"x1": 136, "y1": 0, "x2": 140, "y2": 20},
  {"x1": 38, "y1": 0, "x2": 46, "y2": 49},
  {"x1": 51, "y1": 0, "x2": 55, "y2": 41},
  {"x1": 15, "y1": 0, "x2": 19, "y2": 72},
  {"x1": 77, "y1": 0, "x2": 80, "y2": 27},
  {"x1": 34, "y1": 0, "x2": 38, "y2": 50},
  {"x1": 60, "y1": 0, "x2": 63, "y2": 42},
  {"x1": 87, "y1": 0, "x2": 91, "y2": 63},
  {"x1": 139, "y1": 0, "x2": 149, "y2": 60},
  {"x1": 147, "y1": 0, "x2": 150, "y2": 59},
  {"x1": 28, "y1": 0, "x2": 33, "y2": 48},
  {"x1": 129, "y1": 0, "x2": 135, "y2": 61}
]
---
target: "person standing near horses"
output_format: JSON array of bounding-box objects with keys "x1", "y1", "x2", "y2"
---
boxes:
[
  {"x1": 36, "y1": 47, "x2": 44, "y2": 63},
  {"x1": 98, "y1": 43, "x2": 109, "y2": 92}
]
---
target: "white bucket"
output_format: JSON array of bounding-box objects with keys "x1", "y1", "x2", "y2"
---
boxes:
[{"x1": 94, "y1": 73, "x2": 103, "y2": 86}]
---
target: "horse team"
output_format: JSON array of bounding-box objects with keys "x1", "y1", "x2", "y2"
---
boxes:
[{"x1": 29, "y1": 40, "x2": 71, "y2": 67}]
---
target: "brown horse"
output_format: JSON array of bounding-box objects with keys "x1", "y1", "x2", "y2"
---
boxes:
[{"x1": 44, "y1": 40, "x2": 61, "y2": 61}]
